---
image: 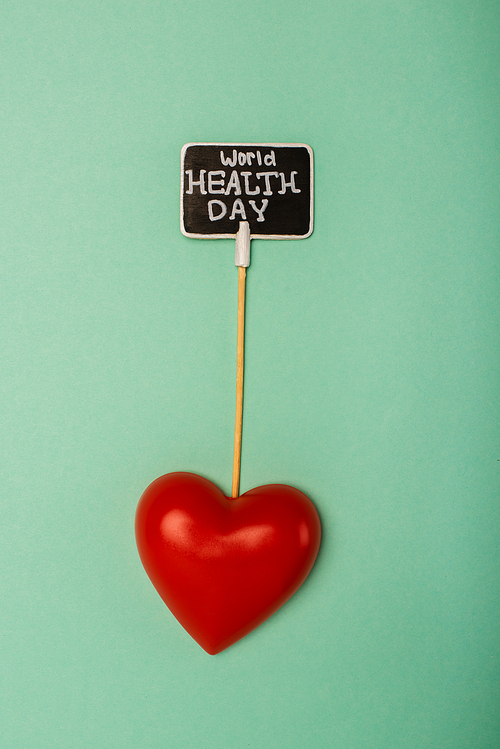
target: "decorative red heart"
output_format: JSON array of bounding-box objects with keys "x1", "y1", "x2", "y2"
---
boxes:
[{"x1": 135, "y1": 472, "x2": 321, "y2": 654}]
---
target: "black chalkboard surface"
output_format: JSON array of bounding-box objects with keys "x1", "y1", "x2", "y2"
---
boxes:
[{"x1": 181, "y1": 143, "x2": 313, "y2": 239}]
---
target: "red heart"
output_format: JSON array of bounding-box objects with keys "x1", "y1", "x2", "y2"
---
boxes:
[{"x1": 135, "y1": 472, "x2": 321, "y2": 654}]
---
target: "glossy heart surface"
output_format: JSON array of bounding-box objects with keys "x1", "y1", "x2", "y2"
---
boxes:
[{"x1": 135, "y1": 472, "x2": 321, "y2": 654}]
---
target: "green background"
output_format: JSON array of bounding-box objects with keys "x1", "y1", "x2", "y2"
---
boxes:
[{"x1": 1, "y1": 1, "x2": 499, "y2": 747}]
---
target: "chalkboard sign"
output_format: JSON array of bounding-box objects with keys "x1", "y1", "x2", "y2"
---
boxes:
[{"x1": 181, "y1": 143, "x2": 313, "y2": 239}]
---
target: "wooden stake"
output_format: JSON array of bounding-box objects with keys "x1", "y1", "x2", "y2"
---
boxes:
[{"x1": 232, "y1": 265, "x2": 246, "y2": 498}]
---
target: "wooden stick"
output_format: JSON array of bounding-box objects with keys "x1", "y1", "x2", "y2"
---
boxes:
[{"x1": 231, "y1": 265, "x2": 246, "y2": 498}]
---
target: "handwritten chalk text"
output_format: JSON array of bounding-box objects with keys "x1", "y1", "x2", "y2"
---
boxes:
[{"x1": 185, "y1": 167, "x2": 300, "y2": 222}]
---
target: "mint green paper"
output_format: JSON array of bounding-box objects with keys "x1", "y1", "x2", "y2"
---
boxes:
[{"x1": 1, "y1": 1, "x2": 498, "y2": 747}]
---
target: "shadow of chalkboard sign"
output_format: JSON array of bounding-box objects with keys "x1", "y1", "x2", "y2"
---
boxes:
[{"x1": 181, "y1": 143, "x2": 313, "y2": 239}]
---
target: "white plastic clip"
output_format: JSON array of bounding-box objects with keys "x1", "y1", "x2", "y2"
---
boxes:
[{"x1": 235, "y1": 221, "x2": 251, "y2": 267}]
